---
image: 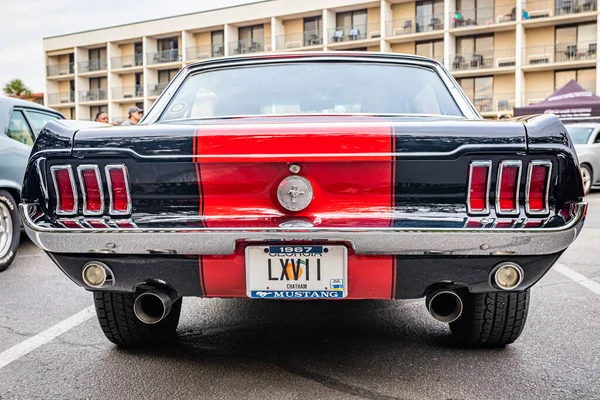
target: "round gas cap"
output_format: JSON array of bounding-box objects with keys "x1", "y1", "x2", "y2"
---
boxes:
[{"x1": 277, "y1": 175, "x2": 313, "y2": 212}]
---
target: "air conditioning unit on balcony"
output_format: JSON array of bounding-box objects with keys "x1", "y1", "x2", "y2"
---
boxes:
[{"x1": 285, "y1": 41, "x2": 301, "y2": 49}]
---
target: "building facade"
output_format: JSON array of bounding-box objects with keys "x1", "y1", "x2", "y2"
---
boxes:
[{"x1": 43, "y1": 0, "x2": 600, "y2": 121}]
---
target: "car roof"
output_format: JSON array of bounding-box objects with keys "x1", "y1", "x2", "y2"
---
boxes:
[{"x1": 0, "y1": 96, "x2": 62, "y2": 115}]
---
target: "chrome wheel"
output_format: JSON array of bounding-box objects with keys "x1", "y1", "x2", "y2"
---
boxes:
[
  {"x1": 0, "y1": 202, "x2": 13, "y2": 258},
  {"x1": 581, "y1": 166, "x2": 592, "y2": 195}
]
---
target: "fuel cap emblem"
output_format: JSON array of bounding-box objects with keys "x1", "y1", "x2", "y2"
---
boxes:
[{"x1": 277, "y1": 175, "x2": 313, "y2": 212}]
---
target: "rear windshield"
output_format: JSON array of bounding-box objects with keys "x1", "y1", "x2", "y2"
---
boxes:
[
  {"x1": 159, "y1": 62, "x2": 463, "y2": 121},
  {"x1": 566, "y1": 126, "x2": 594, "y2": 144}
]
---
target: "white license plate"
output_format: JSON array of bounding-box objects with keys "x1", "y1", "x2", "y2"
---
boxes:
[{"x1": 246, "y1": 245, "x2": 348, "y2": 299}]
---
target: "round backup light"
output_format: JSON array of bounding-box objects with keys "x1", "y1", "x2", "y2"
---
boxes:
[
  {"x1": 82, "y1": 262, "x2": 111, "y2": 287},
  {"x1": 493, "y1": 263, "x2": 523, "y2": 290}
]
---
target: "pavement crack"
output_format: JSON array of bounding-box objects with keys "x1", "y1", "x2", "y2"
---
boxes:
[
  {"x1": 0, "y1": 323, "x2": 33, "y2": 338},
  {"x1": 268, "y1": 360, "x2": 407, "y2": 400}
]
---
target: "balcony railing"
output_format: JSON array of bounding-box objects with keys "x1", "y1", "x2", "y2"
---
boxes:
[
  {"x1": 524, "y1": 41, "x2": 597, "y2": 65},
  {"x1": 112, "y1": 54, "x2": 143, "y2": 69},
  {"x1": 78, "y1": 88, "x2": 107, "y2": 102},
  {"x1": 78, "y1": 59, "x2": 107, "y2": 73},
  {"x1": 147, "y1": 82, "x2": 169, "y2": 97},
  {"x1": 386, "y1": 15, "x2": 444, "y2": 36},
  {"x1": 47, "y1": 63, "x2": 74, "y2": 77},
  {"x1": 186, "y1": 43, "x2": 225, "y2": 60},
  {"x1": 450, "y1": 48, "x2": 516, "y2": 71},
  {"x1": 275, "y1": 30, "x2": 323, "y2": 49},
  {"x1": 147, "y1": 49, "x2": 181, "y2": 65},
  {"x1": 47, "y1": 91, "x2": 75, "y2": 105},
  {"x1": 228, "y1": 37, "x2": 273, "y2": 55},
  {"x1": 523, "y1": 0, "x2": 596, "y2": 19},
  {"x1": 328, "y1": 22, "x2": 382, "y2": 43},
  {"x1": 451, "y1": 5, "x2": 516, "y2": 28},
  {"x1": 112, "y1": 85, "x2": 144, "y2": 99},
  {"x1": 469, "y1": 93, "x2": 516, "y2": 113}
]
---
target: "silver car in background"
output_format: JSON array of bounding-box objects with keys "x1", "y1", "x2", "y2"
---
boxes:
[{"x1": 565, "y1": 123, "x2": 600, "y2": 195}]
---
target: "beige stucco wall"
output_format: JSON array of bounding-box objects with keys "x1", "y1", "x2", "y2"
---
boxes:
[
  {"x1": 57, "y1": 107, "x2": 74, "y2": 118},
  {"x1": 119, "y1": 43, "x2": 134, "y2": 56},
  {"x1": 58, "y1": 80, "x2": 71, "y2": 92},
  {"x1": 121, "y1": 74, "x2": 136, "y2": 87},
  {"x1": 264, "y1": 23, "x2": 272, "y2": 38},
  {"x1": 58, "y1": 54, "x2": 71, "y2": 65},
  {"x1": 525, "y1": 71, "x2": 554, "y2": 93},
  {"x1": 283, "y1": 18, "x2": 304, "y2": 34},
  {"x1": 391, "y1": 42, "x2": 415, "y2": 54},
  {"x1": 194, "y1": 32, "x2": 211, "y2": 46},
  {"x1": 391, "y1": 3, "x2": 415, "y2": 21},
  {"x1": 493, "y1": 74, "x2": 515, "y2": 94},
  {"x1": 368, "y1": 7, "x2": 381, "y2": 23},
  {"x1": 525, "y1": 26, "x2": 554, "y2": 48},
  {"x1": 367, "y1": 45, "x2": 380, "y2": 51},
  {"x1": 527, "y1": 0, "x2": 556, "y2": 14},
  {"x1": 495, "y1": 0, "x2": 516, "y2": 14},
  {"x1": 494, "y1": 31, "x2": 515, "y2": 49}
]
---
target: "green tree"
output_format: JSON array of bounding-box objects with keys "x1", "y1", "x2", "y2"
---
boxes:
[{"x1": 3, "y1": 79, "x2": 32, "y2": 97}]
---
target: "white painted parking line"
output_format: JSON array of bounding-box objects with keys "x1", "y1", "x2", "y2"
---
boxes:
[
  {"x1": 0, "y1": 306, "x2": 94, "y2": 370},
  {"x1": 554, "y1": 263, "x2": 600, "y2": 297}
]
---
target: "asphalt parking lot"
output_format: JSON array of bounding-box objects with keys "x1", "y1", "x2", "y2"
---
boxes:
[{"x1": 0, "y1": 195, "x2": 599, "y2": 400}]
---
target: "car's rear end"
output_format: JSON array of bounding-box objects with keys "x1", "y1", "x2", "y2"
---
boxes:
[{"x1": 20, "y1": 53, "x2": 586, "y2": 347}]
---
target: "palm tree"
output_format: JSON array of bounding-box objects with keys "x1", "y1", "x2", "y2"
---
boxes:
[{"x1": 3, "y1": 79, "x2": 32, "y2": 97}]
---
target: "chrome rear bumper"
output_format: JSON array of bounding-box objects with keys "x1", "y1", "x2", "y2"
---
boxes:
[{"x1": 20, "y1": 203, "x2": 586, "y2": 256}]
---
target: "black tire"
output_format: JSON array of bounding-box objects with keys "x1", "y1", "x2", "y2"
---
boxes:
[
  {"x1": 0, "y1": 190, "x2": 20, "y2": 272},
  {"x1": 93, "y1": 291, "x2": 182, "y2": 347},
  {"x1": 581, "y1": 164, "x2": 593, "y2": 195},
  {"x1": 449, "y1": 290, "x2": 529, "y2": 347}
]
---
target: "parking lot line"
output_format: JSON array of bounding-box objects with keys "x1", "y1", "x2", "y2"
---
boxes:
[
  {"x1": 554, "y1": 263, "x2": 600, "y2": 297},
  {"x1": 0, "y1": 306, "x2": 94, "y2": 370}
]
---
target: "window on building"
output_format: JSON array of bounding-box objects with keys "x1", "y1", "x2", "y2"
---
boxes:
[
  {"x1": 416, "y1": 40, "x2": 444, "y2": 61},
  {"x1": 158, "y1": 37, "x2": 179, "y2": 52},
  {"x1": 304, "y1": 16, "x2": 322, "y2": 35},
  {"x1": 69, "y1": 107, "x2": 75, "y2": 119},
  {"x1": 88, "y1": 48, "x2": 106, "y2": 61},
  {"x1": 239, "y1": 25, "x2": 264, "y2": 42},
  {"x1": 134, "y1": 42, "x2": 143, "y2": 66},
  {"x1": 459, "y1": 76, "x2": 494, "y2": 112},
  {"x1": 336, "y1": 9, "x2": 368, "y2": 29},
  {"x1": 416, "y1": 1, "x2": 444, "y2": 32},
  {"x1": 211, "y1": 31, "x2": 225, "y2": 57},
  {"x1": 555, "y1": 68, "x2": 596, "y2": 91},
  {"x1": 555, "y1": 23, "x2": 597, "y2": 61},
  {"x1": 457, "y1": 35, "x2": 494, "y2": 56},
  {"x1": 6, "y1": 110, "x2": 34, "y2": 145},
  {"x1": 158, "y1": 69, "x2": 179, "y2": 84},
  {"x1": 89, "y1": 77, "x2": 107, "y2": 91}
]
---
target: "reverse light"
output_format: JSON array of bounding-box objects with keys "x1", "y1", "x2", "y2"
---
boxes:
[
  {"x1": 106, "y1": 165, "x2": 131, "y2": 215},
  {"x1": 496, "y1": 161, "x2": 521, "y2": 215},
  {"x1": 467, "y1": 161, "x2": 492, "y2": 214},
  {"x1": 51, "y1": 165, "x2": 77, "y2": 215},
  {"x1": 77, "y1": 165, "x2": 104, "y2": 215},
  {"x1": 526, "y1": 161, "x2": 552, "y2": 215}
]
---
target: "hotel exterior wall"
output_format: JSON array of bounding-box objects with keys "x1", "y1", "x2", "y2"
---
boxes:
[{"x1": 43, "y1": 0, "x2": 600, "y2": 120}]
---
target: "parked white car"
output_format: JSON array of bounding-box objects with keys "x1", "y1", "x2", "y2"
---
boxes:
[{"x1": 565, "y1": 123, "x2": 600, "y2": 194}]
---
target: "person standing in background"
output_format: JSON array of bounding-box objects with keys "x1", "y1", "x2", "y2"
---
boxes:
[
  {"x1": 121, "y1": 106, "x2": 143, "y2": 126},
  {"x1": 94, "y1": 111, "x2": 109, "y2": 123}
]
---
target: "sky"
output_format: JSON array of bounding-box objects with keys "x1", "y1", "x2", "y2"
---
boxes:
[{"x1": 0, "y1": 0, "x2": 251, "y2": 93}]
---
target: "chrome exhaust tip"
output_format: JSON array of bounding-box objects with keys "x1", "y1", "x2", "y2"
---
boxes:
[
  {"x1": 82, "y1": 261, "x2": 113, "y2": 288},
  {"x1": 133, "y1": 289, "x2": 176, "y2": 325},
  {"x1": 492, "y1": 262, "x2": 524, "y2": 290},
  {"x1": 426, "y1": 290, "x2": 463, "y2": 324}
]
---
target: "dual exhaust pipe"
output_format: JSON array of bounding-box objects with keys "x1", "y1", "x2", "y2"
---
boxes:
[
  {"x1": 426, "y1": 289, "x2": 464, "y2": 324},
  {"x1": 134, "y1": 289, "x2": 179, "y2": 325}
]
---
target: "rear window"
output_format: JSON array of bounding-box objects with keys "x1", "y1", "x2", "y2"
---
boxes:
[{"x1": 159, "y1": 62, "x2": 463, "y2": 121}]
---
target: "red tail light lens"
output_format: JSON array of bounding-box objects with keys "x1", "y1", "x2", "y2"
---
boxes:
[
  {"x1": 77, "y1": 166, "x2": 104, "y2": 215},
  {"x1": 526, "y1": 161, "x2": 552, "y2": 215},
  {"x1": 497, "y1": 161, "x2": 521, "y2": 214},
  {"x1": 106, "y1": 165, "x2": 131, "y2": 215},
  {"x1": 51, "y1": 166, "x2": 77, "y2": 215},
  {"x1": 468, "y1": 161, "x2": 491, "y2": 214}
]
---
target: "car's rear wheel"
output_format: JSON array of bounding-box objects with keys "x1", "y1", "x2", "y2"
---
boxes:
[
  {"x1": 93, "y1": 291, "x2": 182, "y2": 347},
  {"x1": 449, "y1": 290, "x2": 529, "y2": 347},
  {"x1": 0, "y1": 190, "x2": 20, "y2": 272},
  {"x1": 581, "y1": 164, "x2": 593, "y2": 195}
]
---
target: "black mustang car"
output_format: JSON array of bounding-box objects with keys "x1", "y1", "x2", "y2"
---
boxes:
[{"x1": 20, "y1": 52, "x2": 586, "y2": 348}]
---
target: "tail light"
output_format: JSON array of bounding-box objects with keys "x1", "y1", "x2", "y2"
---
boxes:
[
  {"x1": 467, "y1": 161, "x2": 491, "y2": 214},
  {"x1": 77, "y1": 165, "x2": 104, "y2": 215},
  {"x1": 526, "y1": 161, "x2": 552, "y2": 215},
  {"x1": 50, "y1": 166, "x2": 77, "y2": 215},
  {"x1": 105, "y1": 165, "x2": 131, "y2": 215},
  {"x1": 496, "y1": 161, "x2": 521, "y2": 215}
]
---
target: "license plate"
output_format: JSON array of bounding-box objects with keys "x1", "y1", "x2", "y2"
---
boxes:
[{"x1": 246, "y1": 245, "x2": 348, "y2": 299}]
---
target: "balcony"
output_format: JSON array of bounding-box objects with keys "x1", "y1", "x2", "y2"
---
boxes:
[
  {"x1": 471, "y1": 93, "x2": 516, "y2": 114},
  {"x1": 112, "y1": 54, "x2": 143, "y2": 69},
  {"x1": 451, "y1": 5, "x2": 516, "y2": 28},
  {"x1": 450, "y1": 49, "x2": 516, "y2": 71},
  {"x1": 147, "y1": 82, "x2": 169, "y2": 97},
  {"x1": 47, "y1": 91, "x2": 75, "y2": 105},
  {"x1": 147, "y1": 49, "x2": 181, "y2": 65},
  {"x1": 78, "y1": 88, "x2": 107, "y2": 102},
  {"x1": 328, "y1": 22, "x2": 381, "y2": 44},
  {"x1": 47, "y1": 63, "x2": 74, "y2": 77},
  {"x1": 275, "y1": 30, "x2": 323, "y2": 50},
  {"x1": 524, "y1": 41, "x2": 597, "y2": 65},
  {"x1": 112, "y1": 85, "x2": 144, "y2": 100},
  {"x1": 386, "y1": 15, "x2": 444, "y2": 37},
  {"x1": 78, "y1": 59, "x2": 107, "y2": 73},
  {"x1": 523, "y1": 0, "x2": 596, "y2": 19},
  {"x1": 229, "y1": 37, "x2": 272, "y2": 55},
  {"x1": 185, "y1": 43, "x2": 225, "y2": 61}
]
